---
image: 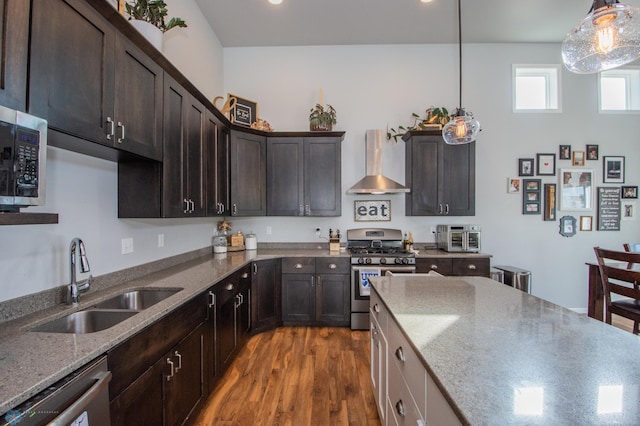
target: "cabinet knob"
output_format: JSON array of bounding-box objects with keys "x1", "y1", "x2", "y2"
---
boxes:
[
  {"x1": 295, "y1": 263, "x2": 303, "y2": 269},
  {"x1": 329, "y1": 263, "x2": 337, "y2": 269},
  {"x1": 395, "y1": 400, "x2": 406, "y2": 417},
  {"x1": 242, "y1": 272, "x2": 249, "y2": 279},
  {"x1": 373, "y1": 303, "x2": 380, "y2": 313},
  {"x1": 430, "y1": 264, "x2": 438, "y2": 270},
  {"x1": 395, "y1": 346, "x2": 406, "y2": 362},
  {"x1": 225, "y1": 283, "x2": 234, "y2": 291},
  {"x1": 468, "y1": 264, "x2": 477, "y2": 270}
]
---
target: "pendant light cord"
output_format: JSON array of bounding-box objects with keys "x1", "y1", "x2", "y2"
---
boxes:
[{"x1": 457, "y1": 0, "x2": 462, "y2": 110}]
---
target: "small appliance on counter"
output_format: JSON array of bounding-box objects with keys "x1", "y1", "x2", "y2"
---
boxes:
[{"x1": 436, "y1": 224, "x2": 481, "y2": 252}]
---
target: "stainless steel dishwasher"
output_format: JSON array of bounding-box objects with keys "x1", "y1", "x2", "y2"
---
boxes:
[{"x1": 2, "y1": 356, "x2": 111, "y2": 426}]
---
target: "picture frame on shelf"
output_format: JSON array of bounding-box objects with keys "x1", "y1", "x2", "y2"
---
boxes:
[
  {"x1": 522, "y1": 178, "x2": 541, "y2": 215},
  {"x1": 586, "y1": 144, "x2": 599, "y2": 160},
  {"x1": 544, "y1": 183, "x2": 556, "y2": 221},
  {"x1": 507, "y1": 178, "x2": 521, "y2": 194},
  {"x1": 519, "y1": 158, "x2": 534, "y2": 177},
  {"x1": 559, "y1": 145, "x2": 571, "y2": 160},
  {"x1": 559, "y1": 215, "x2": 577, "y2": 237},
  {"x1": 560, "y1": 169, "x2": 593, "y2": 211},
  {"x1": 622, "y1": 186, "x2": 638, "y2": 199},
  {"x1": 580, "y1": 215, "x2": 592, "y2": 231},
  {"x1": 536, "y1": 153, "x2": 556, "y2": 176},
  {"x1": 572, "y1": 151, "x2": 585, "y2": 167},
  {"x1": 603, "y1": 156, "x2": 625, "y2": 183},
  {"x1": 228, "y1": 93, "x2": 258, "y2": 127}
]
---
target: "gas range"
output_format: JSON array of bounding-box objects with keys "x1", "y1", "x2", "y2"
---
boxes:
[{"x1": 347, "y1": 228, "x2": 416, "y2": 266}]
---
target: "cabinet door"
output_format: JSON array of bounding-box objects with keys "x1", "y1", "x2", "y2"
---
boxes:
[
  {"x1": 29, "y1": 0, "x2": 115, "y2": 144},
  {"x1": 405, "y1": 134, "x2": 439, "y2": 215},
  {"x1": 370, "y1": 315, "x2": 387, "y2": 425},
  {"x1": 205, "y1": 113, "x2": 230, "y2": 216},
  {"x1": 230, "y1": 130, "x2": 266, "y2": 216},
  {"x1": 0, "y1": 0, "x2": 29, "y2": 111},
  {"x1": 184, "y1": 96, "x2": 206, "y2": 216},
  {"x1": 164, "y1": 324, "x2": 205, "y2": 426},
  {"x1": 304, "y1": 137, "x2": 342, "y2": 216},
  {"x1": 451, "y1": 257, "x2": 490, "y2": 276},
  {"x1": 217, "y1": 276, "x2": 239, "y2": 373},
  {"x1": 282, "y1": 273, "x2": 315, "y2": 324},
  {"x1": 316, "y1": 273, "x2": 350, "y2": 325},
  {"x1": 267, "y1": 137, "x2": 304, "y2": 216},
  {"x1": 416, "y1": 258, "x2": 453, "y2": 275},
  {"x1": 442, "y1": 142, "x2": 475, "y2": 216},
  {"x1": 251, "y1": 259, "x2": 282, "y2": 334},
  {"x1": 113, "y1": 34, "x2": 163, "y2": 160}
]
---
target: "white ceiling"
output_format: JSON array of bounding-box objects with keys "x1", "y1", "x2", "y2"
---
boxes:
[{"x1": 194, "y1": 0, "x2": 612, "y2": 47}]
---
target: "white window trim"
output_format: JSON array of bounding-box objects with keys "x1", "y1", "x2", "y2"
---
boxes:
[
  {"x1": 598, "y1": 66, "x2": 640, "y2": 114},
  {"x1": 512, "y1": 64, "x2": 562, "y2": 113}
]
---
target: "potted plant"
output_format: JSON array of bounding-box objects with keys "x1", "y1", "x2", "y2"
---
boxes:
[
  {"x1": 125, "y1": 0, "x2": 187, "y2": 50},
  {"x1": 387, "y1": 107, "x2": 452, "y2": 142},
  {"x1": 309, "y1": 104, "x2": 337, "y2": 131}
]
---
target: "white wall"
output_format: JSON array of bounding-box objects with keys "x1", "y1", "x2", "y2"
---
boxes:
[{"x1": 222, "y1": 43, "x2": 640, "y2": 309}]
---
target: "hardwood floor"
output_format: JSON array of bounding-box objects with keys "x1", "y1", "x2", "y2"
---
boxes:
[{"x1": 193, "y1": 327, "x2": 380, "y2": 426}]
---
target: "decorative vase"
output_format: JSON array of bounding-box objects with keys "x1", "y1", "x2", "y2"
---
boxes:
[
  {"x1": 129, "y1": 20, "x2": 163, "y2": 51},
  {"x1": 310, "y1": 122, "x2": 333, "y2": 131}
]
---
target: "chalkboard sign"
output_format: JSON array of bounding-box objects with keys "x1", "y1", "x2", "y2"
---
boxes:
[
  {"x1": 229, "y1": 93, "x2": 258, "y2": 127},
  {"x1": 597, "y1": 187, "x2": 621, "y2": 231}
]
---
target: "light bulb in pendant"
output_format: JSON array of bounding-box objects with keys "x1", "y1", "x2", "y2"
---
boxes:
[
  {"x1": 454, "y1": 118, "x2": 467, "y2": 138},
  {"x1": 594, "y1": 12, "x2": 617, "y2": 53}
]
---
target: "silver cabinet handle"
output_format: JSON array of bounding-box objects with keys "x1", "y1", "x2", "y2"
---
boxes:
[
  {"x1": 49, "y1": 370, "x2": 111, "y2": 426},
  {"x1": 166, "y1": 358, "x2": 174, "y2": 381},
  {"x1": 445, "y1": 203, "x2": 450, "y2": 214},
  {"x1": 106, "y1": 117, "x2": 115, "y2": 140},
  {"x1": 311, "y1": 276, "x2": 315, "y2": 287},
  {"x1": 208, "y1": 290, "x2": 215, "y2": 308},
  {"x1": 299, "y1": 205, "x2": 304, "y2": 216},
  {"x1": 225, "y1": 283, "x2": 234, "y2": 291},
  {"x1": 242, "y1": 272, "x2": 249, "y2": 279},
  {"x1": 395, "y1": 400, "x2": 406, "y2": 417},
  {"x1": 232, "y1": 203, "x2": 238, "y2": 215},
  {"x1": 174, "y1": 351, "x2": 182, "y2": 371},
  {"x1": 439, "y1": 203, "x2": 443, "y2": 214},
  {"x1": 430, "y1": 264, "x2": 438, "y2": 270},
  {"x1": 253, "y1": 263, "x2": 258, "y2": 275},
  {"x1": 183, "y1": 199, "x2": 189, "y2": 214},
  {"x1": 295, "y1": 263, "x2": 303, "y2": 269},
  {"x1": 305, "y1": 204, "x2": 310, "y2": 215},
  {"x1": 190, "y1": 199, "x2": 195, "y2": 213},
  {"x1": 373, "y1": 303, "x2": 380, "y2": 313},
  {"x1": 468, "y1": 264, "x2": 477, "y2": 270},
  {"x1": 329, "y1": 263, "x2": 337, "y2": 269},
  {"x1": 117, "y1": 122, "x2": 125, "y2": 144},
  {"x1": 395, "y1": 346, "x2": 406, "y2": 362}
]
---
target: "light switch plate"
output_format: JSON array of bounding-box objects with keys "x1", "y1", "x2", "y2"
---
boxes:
[{"x1": 121, "y1": 238, "x2": 134, "y2": 254}]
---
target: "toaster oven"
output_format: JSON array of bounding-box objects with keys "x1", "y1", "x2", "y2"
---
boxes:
[{"x1": 436, "y1": 224, "x2": 481, "y2": 252}]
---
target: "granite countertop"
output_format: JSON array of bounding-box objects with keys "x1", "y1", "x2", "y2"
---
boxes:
[
  {"x1": 0, "y1": 248, "x2": 347, "y2": 415},
  {"x1": 370, "y1": 275, "x2": 640, "y2": 425}
]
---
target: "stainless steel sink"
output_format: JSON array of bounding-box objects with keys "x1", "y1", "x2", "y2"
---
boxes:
[
  {"x1": 31, "y1": 309, "x2": 138, "y2": 334},
  {"x1": 92, "y1": 288, "x2": 182, "y2": 310}
]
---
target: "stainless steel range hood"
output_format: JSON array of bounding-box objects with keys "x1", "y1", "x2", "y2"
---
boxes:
[{"x1": 347, "y1": 129, "x2": 410, "y2": 194}]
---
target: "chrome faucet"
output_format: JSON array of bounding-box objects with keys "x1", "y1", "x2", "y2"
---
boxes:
[{"x1": 67, "y1": 238, "x2": 92, "y2": 305}]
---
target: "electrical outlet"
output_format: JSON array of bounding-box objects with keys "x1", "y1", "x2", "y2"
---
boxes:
[
  {"x1": 121, "y1": 238, "x2": 134, "y2": 254},
  {"x1": 158, "y1": 234, "x2": 164, "y2": 247},
  {"x1": 315, "y1": 227, "x2": 321, "y2": 237},
  {"x1": 431, "y1": 226, "x2": 436, "y2": 234},
  {"x1": 266, "y1": 226, "x2": 272, "y2": 235}
]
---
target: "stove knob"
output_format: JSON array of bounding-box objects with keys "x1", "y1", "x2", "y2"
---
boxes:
[
  {"x1": 402, "y1": 258, "x2": 409, "y2": 265},
  {"x1": 394, "y1": 258, "x2": 402, "y2": 265},
  {"x1": 358, "y1": 258, "x2": 365, "y2": 265},
  {"x1": 379, "y1": 258, "x2": 387, "y2": 265},
  {"x1": 366, "y1": 258, "x2": 373, "y2": 264}
]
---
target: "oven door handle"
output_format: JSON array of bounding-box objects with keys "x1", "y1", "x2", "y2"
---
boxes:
[{"x1": 49, "y1": 370, "x2": 112, "y2": 425}]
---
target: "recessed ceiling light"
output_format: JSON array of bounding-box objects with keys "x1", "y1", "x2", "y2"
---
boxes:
[
  {"x1": 269, "y1": 0, "x2": 283, "y2": 4},
  {"x1": 420, "y1": 0, "x2": 433, "y2": 3}
]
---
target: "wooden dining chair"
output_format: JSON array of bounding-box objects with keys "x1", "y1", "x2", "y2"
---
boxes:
[{"x1": 594, "y1": 247, "x2": 640, "y2": 334}]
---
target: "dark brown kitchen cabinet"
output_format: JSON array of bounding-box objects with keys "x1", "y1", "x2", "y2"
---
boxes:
[
  {"x1": 230, "y1": 130, "x2": 266, "y2": 216},
  {"x1": 416, "y1": 257, "x2": 490, "y2": 277},
  {"x1": 29, "y1": 0, "x2": 162, "y2": 160},
  {"x1": 0, "y1": 0, "x2": 29, "y2": 111},
  {"x1": 217, "y1": 266, "x2": 251, "y2": 374},
  {"x1": 281, "y1": 257, "x2": 350, "y2": 326},
  {"x1": 404, "y1": 130, "x2": 475, "y2": 216},
  {"x1": 108, "y1": 293, "x2": 207, "y2": 426},
  {"x1": 251, "y1": 258, "x2": 282, "y2": 334},
  {"x1": 163, "y1": 74, "x2": 206, "y2": 217},
  {"x1": 267, "y1": 135, "x2": 343, "y2": 216},
  {"x1": 206, "y1": 112, "x2": 230, "y2": 216}
]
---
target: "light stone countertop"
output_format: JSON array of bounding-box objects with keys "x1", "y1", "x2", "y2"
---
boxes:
[{"x1": 370, "y1": 275, "x2": 640, "y2": 425}]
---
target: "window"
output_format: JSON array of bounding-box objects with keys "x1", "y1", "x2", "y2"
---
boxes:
[
  {"x1": 513, "y1": 65, "x2": 561, "y2": 112},
  {"x1": 598, "y1": 67, "x2": 640, "y2": 112}
]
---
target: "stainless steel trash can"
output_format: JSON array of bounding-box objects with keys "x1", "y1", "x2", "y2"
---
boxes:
[
  {"x1": 493, "y1": 265, "x2": 531, "y2": 293},
  {"x1": 489, "y1": 267, "x2": 504, "y2": 283}
]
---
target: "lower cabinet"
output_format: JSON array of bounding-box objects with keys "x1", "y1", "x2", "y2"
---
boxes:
[
  {"x1": 251, "y1": 258, "x2": 282, "y2": 334},
  {"x1": 416, "y1": 256, "x2": 490, "y2": 276},
  {"x1": 370, "y1": 290, "x2": 388, "y2": 425},
  {"x1": 217, "y1": 265, "x2": 251, "y2": 375},
  {"x1": 281, "y1": 257, "x2": 350, "y2": 326},
  {"x1": 108, "y1": 294, "x2": 207, "y2": 426}
]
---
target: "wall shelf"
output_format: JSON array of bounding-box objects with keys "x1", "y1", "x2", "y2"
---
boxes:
[{"x1": 0, "y1": 212, "x2": 59, "y2": 225}]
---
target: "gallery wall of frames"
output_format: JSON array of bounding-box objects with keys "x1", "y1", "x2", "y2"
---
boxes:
[{"x1": 507, "y1": 144, "x2": 636, "y2": 237}]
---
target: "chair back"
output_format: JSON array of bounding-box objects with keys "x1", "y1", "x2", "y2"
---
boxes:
[
  {"x1": 594, "y1": 247, "x2": 640, "y2": 305},
  {"x1": 623, "y1": 243, "x2": 640, "y2": 268}
]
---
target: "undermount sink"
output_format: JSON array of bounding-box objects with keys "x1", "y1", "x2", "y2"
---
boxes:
[
  {"x1": 92, "y1": 288, "x2": 182, "y2": 310},
  {"x1": 30, "y1": 309, "x2": 138, "y2": 334}
]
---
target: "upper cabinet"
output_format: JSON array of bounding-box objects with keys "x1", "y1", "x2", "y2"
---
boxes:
[
  {"x1": 205, "y1": 113, "x2": 230, "y2": 217},
  {"x1": 267, "y1": 135, "x2": 343, "y2": 217},
  {"x1": 0, "y1": 0, "x2": 29, "y2": 111},
  {"x1": 230, "y1": 130, "x2": 266, "y2": 216},
  {"x1": 404, "y1": 130, "x2": 475, "y2": 216},
  {"x1": 29, "y1": 0, "x2": 162, "y2": 161}
]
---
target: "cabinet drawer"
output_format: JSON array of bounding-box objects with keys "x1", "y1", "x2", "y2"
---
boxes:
[
  {"x1": 315, "y1": 257, "x2": 349, "y2": 274},
  {"x1": 370, "y1": 289, "x2": 387, "y2": 333},
  {"x1": 387, "y1": 360, "x2": 425, "y2": 426},
  {"x1": 282, "y1": 257, "x2": 315, "y2": 274},
  {"x1": 416, "y1": 258, "x2": 453, "y2": 275},
  {"x1": 387, "y1": 317, "x2": 426, "y2": 419},
  {"x1": 452, "y1": 258, "x2": 490, "y2": 276}
]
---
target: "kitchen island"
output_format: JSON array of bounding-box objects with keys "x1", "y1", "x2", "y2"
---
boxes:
[{"x1": 370, "y1": 275, "x2": 640, "y2": 425}]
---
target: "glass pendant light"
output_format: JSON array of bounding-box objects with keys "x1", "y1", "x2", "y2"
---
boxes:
[
  {"x1": 562, "y1": 0, "x2": 640, "y2": 74},
  {"x1": 442, "y1": 0, "x2": 480, "y2": 145}
]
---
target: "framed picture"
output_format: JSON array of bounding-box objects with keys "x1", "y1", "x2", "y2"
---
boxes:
[
  {"x1": 559, "y1": 145, "x2": 571, "y2": 160},
  {"x1": 586, "y1": 144, "x2": 599, "y2": 160},
  {"x1": 622, "y1": 186, "x2": 638, "y2": 199},
  {"x1": 228, "y1": 93, "x2": 258, "y2": 127},
  {"x1": 559, "y1": 215, "x2": 577, "y2": 237},
  {"x1": 622, "y1": 201, "x2": 636, "y2": 221},
  {"x1": 536, "y1": 153, "x2": 556, "y2": 176},
  {"x1": 544, "y1": 183, "x2": 557, "y2": 221},
  {"x1": 572, "y1": 151, "x2": 585, "y2": 167},
  {"x1": 580, "y1": 215, "x2": 593, "y2": 231},
  {"x1": 507, "y1": 178, "x2": 521, "y2": 194},
  {"x1": 597, "y1": 187, "x2": 621, "y2": 230},
  {"x1": 354, "y1": 200, "x2": 391, "y2": 221},
  {"x1": 523, "y1": 179, "x2": 541, "y2": 215},
  {"x1": 603, "y1": 156, "x2": 625, "y2": 183},
  {"x1": 560, "y1": 169, "x2": 594, "y2": 211},
  {"x1": 519, "y1": 158, "x2": 534, "y2": 177}
]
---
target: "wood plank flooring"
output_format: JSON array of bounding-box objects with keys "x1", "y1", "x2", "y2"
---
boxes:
[{"x1": 193, "y1": 327, "x2": 380, "y2": 426}]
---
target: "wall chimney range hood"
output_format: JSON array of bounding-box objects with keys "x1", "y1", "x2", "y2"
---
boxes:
[{"x1": 347, "y1": 129, "x2": 410, "y2": 194}]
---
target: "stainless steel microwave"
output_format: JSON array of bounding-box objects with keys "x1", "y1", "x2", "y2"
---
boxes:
[
  {"x1": 436, "y1": 224, "x2": 481, "y2": 252},
  {"x1": 0, "y1": 106, "x2": 47, "y2": 212}
]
